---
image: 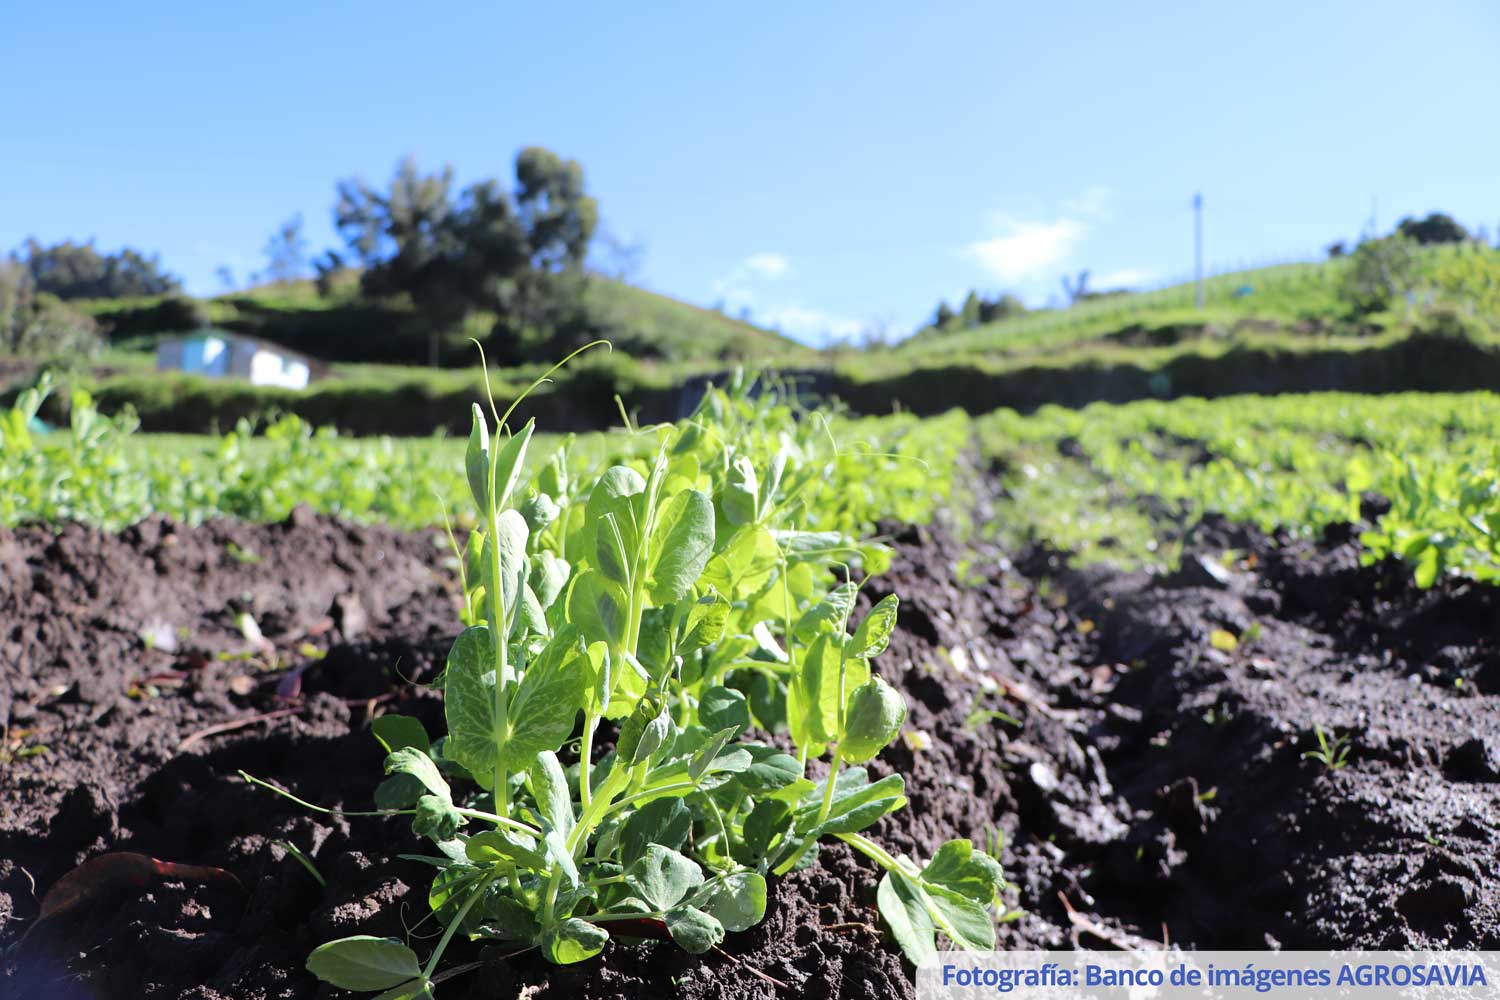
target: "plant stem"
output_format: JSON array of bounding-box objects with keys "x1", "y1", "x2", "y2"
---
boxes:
[
  {"x1": 837, "y1": 831, "x2": 973, "y2": 947},
  {"x1": 238, "y1": 772, "x2": 541, "y2": 838},
  {"x1": 587, "y1": 909, "x2": 666, "y2": 924},
  {"x1": 815, "y1": 750, "x2": 842, "y2": 826},
  {"x1": 579, "y1": 715, "x2": 597, "y2": 809},
  {"x1": 421, "y1": 875, "x2": 490, "y2": 980},
  {"x1": 606, "y1": 780, "x2": 697, "y2": 816}
]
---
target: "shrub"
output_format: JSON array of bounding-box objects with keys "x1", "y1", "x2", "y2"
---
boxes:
[
  {"x1": 0, "y1": 261, "x2": 103, "y2": 358},
  {"x1": 1339, "y1": 235, "x2": 1420, "y2": 314}
]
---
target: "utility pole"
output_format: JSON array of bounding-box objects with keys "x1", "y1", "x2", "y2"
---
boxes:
[{"x1": 1193, "y1": 192, "x2": 1204, "y2": 309}]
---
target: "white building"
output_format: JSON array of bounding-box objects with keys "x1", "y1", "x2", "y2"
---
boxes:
[{"x1": 155, "y1": 332, "x2": 314, "y2": 389}]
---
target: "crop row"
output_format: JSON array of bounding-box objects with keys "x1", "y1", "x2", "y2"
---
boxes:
[
  {"x1": 0, "y1": 373, "x2": 966, "y2": 536},
  {"x1": 975, "y1": 391, "x2": 1500, "y2": 585}
]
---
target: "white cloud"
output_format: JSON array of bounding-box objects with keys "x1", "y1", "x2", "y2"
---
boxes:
[
  {"x1": 709, "y1": 251, "x2": 864, "y2": 346},
  {"x1": 963, "y1": 217, "x2": 1086, "y2": 283},
  {"x1": 1090, "y1": 268, "x2": 1156, "y2": 290},
  {"x1": 741, "y1": 252, "x2": 790, "y2": 280},
  {"x1": 758, "y1": 304, "x2": 863, "y2": 344},
  {"x1": 960, "y1": 186, "x2": 1122, "y2": 289},
  {"x1": 1062, "y1": 185, "x2": 1114, "y2": 221}
]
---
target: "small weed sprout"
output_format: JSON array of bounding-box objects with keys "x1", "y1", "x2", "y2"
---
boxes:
[{"x1": 1302, "y1": 724, "x2": 1351, "y2": 771}]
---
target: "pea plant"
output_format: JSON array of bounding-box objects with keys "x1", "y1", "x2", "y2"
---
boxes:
[{"x1": 248, "y1": 370, "x2": 1000, "y2": 998}]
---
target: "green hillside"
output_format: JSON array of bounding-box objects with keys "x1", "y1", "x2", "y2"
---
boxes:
[
  {"x1": 81, "y1": 274, "x2": 812, "y2": 368},
  {"x1": 893, "y1": 243, "x2": 1492, "y2": 364},
  {"x1": 21, "y1": 241, "x2": 1500, "y2": 436}
]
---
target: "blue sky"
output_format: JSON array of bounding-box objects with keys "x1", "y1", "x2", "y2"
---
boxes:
[{"x1": 3, "y1": 1, "x2": 1497, "y2": 344}]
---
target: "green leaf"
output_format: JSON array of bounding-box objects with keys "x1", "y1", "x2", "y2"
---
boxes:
[
  {"x1": 791, "y1": 633, "x2": 840, "y2": 746},
  {"x1": 442, "y1": 625, "x2": 499, "y2": 787},
  {"x1": 688, "y1": 726, "x2": 740, "y2": 782},
  {"x1": 804, "y1": 769, "x2": 907, "y2": 835},
  {"x1": 794, "y1": 582, "x2": 859, "y2": 641},
  {"x1": 701, "y1": 526, "x2": 779, "y2": 598},
  {"x1": 531, "y1": 551, "x2": 571, "y2": 610},
  {"x1": 567, "y1": 569, "x2": 628, "y2": 650},
  {"x1": 618, "y1": 699, "x2": 672, "y2": 766},
  {"x1": 620, "y1": 797, "x2": 691, "y2": 866},
  {"x1": 1415, "y1": 543, "x2": 1440, "y2": 588},
  {"x1": 774, "y1": 529, "x2": 848, "y2": 560},
  {"x1": 542, "y1": 917, "x2": 609, "y2": 964},
  {"x1": 582, "y1": 641, "x2": 612, "y2": 718},
  {"x1": 666, "y1": 905, "x2": 724, "y2": 954},
  {"x1": 465, "y1": 830, "x2": 546, "y2": 871},
  {"x1": 373, "y1": 981, "x2": 433, "y2": 1000},
  {"x1": 500, "y1": 629, "x2": 587, "y2": 771},
  {"x1": 520, "y1": 492, "x2": 560, "y2": 534},
  {"x1": 373, "y1": 774, "x2": 424, "y2": 810},
  {"x1": 428, "y1": 866, "x2": 486, "y2": 926},
  {"x1": 698, "y1": 685, "x2": 749, "y2": 736},
  {"x1": 544, "y1": 829, "x2": 580, "y2": 889},
  {"x1": 306, "y1": 936, "x2": 422, "y2": 991},
  {"x1": 491, "y1": 509, "x2": 530, "y2": 629},
  {"x1": 465, "y1": 404, "x2": 490, "y2": 511},
  {"x1": 742, "y1": 799, "x2": 792, "y2": 858},
  {"x1": 850, "y1": 594, "x2": 899, "y2": 658},
  {"x1": 692, "y1": 872, "x2": 766, "y2": 932},
  {"x1": 636, "y1": 607, "x2": 676, "y2": 684},
  {"x1": 384, "y1": 747, "x2": 450, "y2": 801},
  {"x1": 627, "y1": 845, "x2": 704, "y2": 911},
  {"x1": 681, "y1": 593, "x2": 729, "y2": 651},
  {"x1": 372, "y1": 715, "x2": 431, "y2": 755},
  {"x1": 927, "y1": 883, "x2": 996, "y2": 951},
  {"x1": 921, "y1": 839, "x2": 1005, "y2": 903},
  {"x1": 721, "y1": 456, "x2": 759, "y2": 526},
  {"x1": 876, "y1": 871, "x2": 936, "y2": 967},
  {"x1": 528, "y1": 751, "x2": 575, "y2": 839},
  {"x1": 586, "y1": 466, "x2": 645, "y2": 585},
  {"x1": 512, "y1": 583, "x2": 549, "y2": 641},
  {"x1": 478, "y1": 892, "x2": 540, "y2": 941},
  {"x1": 746, "y1": 673, "x2": 788, "y2": 734},
  {"x1": 489, "y1": 419, "x2": 535, "y2": 512},
  {"x1": 838, "y1": 676, "x2": 907, "y2": 764},
  {"x1": 648, "y1": 489, "x2": 715, "y2": 604},
  {"x1": 595, "y1": 511, "x2": 633, "y2": 586},
  {"x1": 737, "y1": 745, "x2": 802, "y2": 794},
  {"x1": 412, "y1": 794, "x2": 462, "y2": 841}
]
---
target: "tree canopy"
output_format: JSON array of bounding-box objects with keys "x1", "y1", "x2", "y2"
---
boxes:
[
  {"x1": 18, "y1": 239, "x2": 181, "y2": 300},
  {"x1": 333, "y1": 148, "x2": 599, "y2": 362},
  {"x1": 1396, "y1": 212, "x2": 1470, "y2": 246}
]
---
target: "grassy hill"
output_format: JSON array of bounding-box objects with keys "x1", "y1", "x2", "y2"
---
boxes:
[
  {"x1": 890, "y1": 243, "x2": 1495, "y2": 365},
  {"x1": 19, "y1": 242, "x2": 1500, "y2": 435},
  {"x1": 81, "y1": 274, "x2": 812, "y2": 368}
]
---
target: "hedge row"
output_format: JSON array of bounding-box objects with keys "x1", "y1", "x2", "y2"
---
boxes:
[{"x1": 14, "y1": 318, "x2": 1500, "y2": 436}]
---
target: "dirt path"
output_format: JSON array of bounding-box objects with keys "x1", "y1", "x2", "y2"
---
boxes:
[{"x1": 1, "y1": 505, "x2": 1496, "y2": 999}]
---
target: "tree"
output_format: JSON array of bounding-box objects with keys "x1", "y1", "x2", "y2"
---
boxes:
[
  {"x1": 959, "y1": 291, "x2": 983, "y2": 329},
  {"x1": 1340, "y1": 234, "x2": 1420, "y2": 313},
  {"x1": 1061, "y1": 269, "x2": 1091, "y2": 304},
  {"x1": 19, "y1": 239, "x2": 181, "y2": 299},
  {"x1": 932, "y1": 301, "x2": 955, "y2": 330},
  {"x1": 262, "y1": 214, "x2": 309, "y2": 284},
  {"x1": 312, "y1": 250, "x2": 350, "y2": 298},
  {"x1": 0, "y1": 257, "x2": 102, "y2": 357},
  {"x1": 977, "y1": 292, "x2": 1025, "y2": 324},
  {"x1": 1396, "y1": 213, "x2": 1469, "y2": 246},
  {"x1": 333, "y1": 149, "x2": 600, "y2": 365}
]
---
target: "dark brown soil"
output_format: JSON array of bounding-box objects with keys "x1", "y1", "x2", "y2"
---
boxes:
[{"x1": 2, "y1": 505, "x2": 1497, "y2": 1000}]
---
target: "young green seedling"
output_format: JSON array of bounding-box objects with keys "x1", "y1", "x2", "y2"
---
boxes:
[{"x1": 244, "y1": 366, "x2": 1002, "y2": 997}]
